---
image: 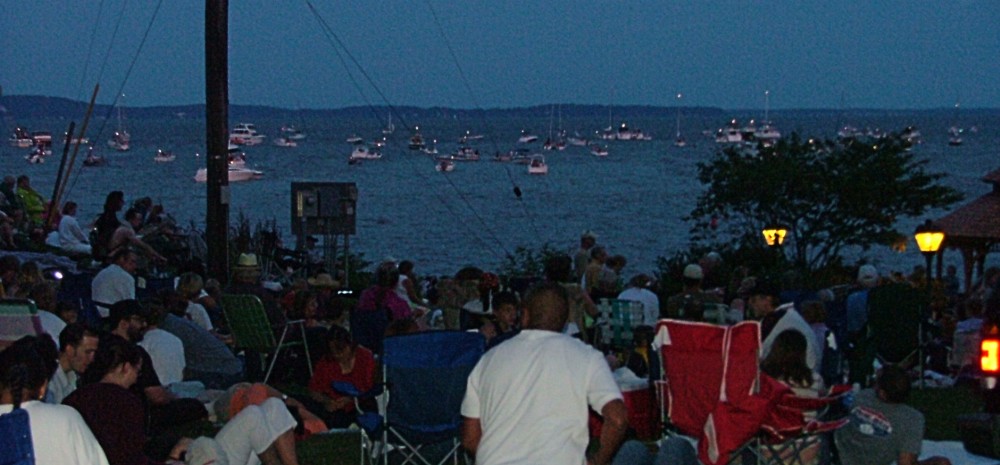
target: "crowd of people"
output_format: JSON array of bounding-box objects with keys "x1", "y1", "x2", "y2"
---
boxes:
[{"x1": 1, "y1": 190, "x2": 997, "y2": 465}]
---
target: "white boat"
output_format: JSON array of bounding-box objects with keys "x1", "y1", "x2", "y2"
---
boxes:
[
  {"x1": 108, "y1": 99, "x2": 131, "y2": 151},
  {"x1": 346, "y1": 134, "x2": 364, "y2": 145},
  {"x1": 350, "y1": 145, "x2": 382, "y2": 160},
  {"x1": 543, "y1": 138, "x2": 566, "y2": 151},
  {"x1": 8, "y1": 127, "x2": 33, "y2": 148},
  {"x1": 567, "y1": 133, "x2": 588, "y2": 146},
  {"x1": 435, "y1": 160, "x2": 455, "y2": 172},
  {"x1": 517, "y1": 130, "x2": 538, "y2": 144},
  {"x1": 280, "y1": 125, "x2": 306, "y2": 140},
  {"x1": 25, "y1": 146, "x2": 46, "y2": 164},
  {"x1": 674, "y1": 93, "x2": 687, "y2": 148},
  {"x1": 527, "y1": 155, "x2": 548, "y2": 175},
  {"x1": 448, "y1": 146, "x2": 480, "y2": 161},
  {"x1": 382, "y1": 114, "x2": 396, "y2": 135},
  {"x1": 229, "y1": 123, "x2": 266, "y2": 146},
  {"x1": 193, "y1": 167, "x2": 263, "y2": 183},
  {"x1": 273, "y1": 137, "x2": 298, "y2": 147},
  {"x1": 601, "y1": 122, "x2": 651, "y2": 141},
  {"x1": 901, "y1": 126, "x2": 922, "y2": 144},
  {"x1": 408, "y1": 127, "x2": 425, "y2": 150},
  {"x1": 589, "y1": 144, "x2": 609, "y2": 157},
  {"x1": 756, "y1": 124, "x2": 781, "y2": 142},
  {"x1": 154, "y1": 149, "x2": 176, "y2": 162},
  {"x1": 421, "y1": 139, "x2": 439, "y2": 155},
  {"x1": 948, "y1": 126, "x2": 963, "y2": 146},
  {"x1": 458, "y1": 130, "x2": 484, "y2": 144},
  {"x1": 715, "y1": 120, "x2": 744, "y2": 144}
]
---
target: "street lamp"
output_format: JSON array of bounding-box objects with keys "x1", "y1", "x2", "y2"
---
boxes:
[
  {"x1": 762, "y1": 224, "x2": 787, "y2": 248},
  {"x1": 914, "y1": 219, "x2": 944, "y2": 286}
]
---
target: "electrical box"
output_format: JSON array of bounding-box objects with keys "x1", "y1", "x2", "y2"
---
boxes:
[{"x1": 291, "y1": 182, "x2": 357, "y2": 236}]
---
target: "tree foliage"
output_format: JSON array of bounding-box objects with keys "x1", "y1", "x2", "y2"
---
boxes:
[{"x1": 687, "y1": 133, "x2": 963, "y2": 271}]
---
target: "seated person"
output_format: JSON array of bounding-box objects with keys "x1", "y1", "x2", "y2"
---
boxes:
[
  {"x1": 57, "y1": 201, "x2": 92, "y2": 255},
  {"x1": 176, "y1": 272, "x2": 214, "y2": 332},
  {"x1": 0, "y1": 335, "x2": 110, "y2": 465},
  {"x1": 760, "y1": 330, "x2": 825, "y2": 465},
  {"x1": 167, "y1": 396, "x2": 300, "y2": 465},
  {"x1": 306, "y1": 326, "x2": 376, "y2": 428},
  {"x1": 835, "y1": 364, "x2": 951, "y2": 465},
  {"x1": 213, "y1": 382, "x2": 327, "y2": 439}
]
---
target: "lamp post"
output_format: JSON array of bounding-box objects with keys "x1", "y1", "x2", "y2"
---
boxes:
[
  {"x1": 762, "y1": 224, "x2": 788, "y2": 248},
  {"x1": 913, "y1": 219, "x2": 944, "y2": 291}
]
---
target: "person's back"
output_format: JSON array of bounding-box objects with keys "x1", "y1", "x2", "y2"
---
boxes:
[
  {"x1": 465, "y1": 330, "x2": 618, "y2": 464},
  {"x1": 159, "y1": 313, "x2": 242, "y2": 388}
]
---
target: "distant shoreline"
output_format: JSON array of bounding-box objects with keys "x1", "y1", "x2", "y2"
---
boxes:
[{"x1": 2, "y1": 95, "x2": 996, "y2": 121}]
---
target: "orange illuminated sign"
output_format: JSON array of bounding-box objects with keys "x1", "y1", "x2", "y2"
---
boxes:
[{"x1": 982, "y1": 339, "x2": 1000, "y2": 373}]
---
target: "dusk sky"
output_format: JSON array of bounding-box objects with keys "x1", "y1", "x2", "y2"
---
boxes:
[{"x1": 2, "y1": 0, "x2": 998, "y2": 110}]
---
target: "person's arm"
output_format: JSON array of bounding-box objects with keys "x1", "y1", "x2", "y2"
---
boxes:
[
  {"x1": 128, "y1": 235, "x2": 166, "y2": 262},
  {"x1": 144, "y1": 385, "x2": 176, "y2": 405},
  {"x1": 898, "y1": 453, "x2": 951, "y2": 465},
  {"x1": 461, "y1": 417, "x2": 482, "y2": 455},
  {"x1": 588, "y1": 399, "x2": 628, "y2": 465}
]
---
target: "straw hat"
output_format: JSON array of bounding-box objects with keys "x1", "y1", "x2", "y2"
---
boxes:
[
  {"x1": 307, "y1": 273, "x2": 340, "y2": 288},
  {"x1": 235, "y1": 253, "x2": 260, "y2": 268}
]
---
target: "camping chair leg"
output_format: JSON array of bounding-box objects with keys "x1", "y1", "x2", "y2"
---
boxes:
[
  {"x1": 297, "y1": 321, "x2": 313, "y2": 377},
  {"x1": 265, "y1": 325, "x2": 293, "y2": 383}
]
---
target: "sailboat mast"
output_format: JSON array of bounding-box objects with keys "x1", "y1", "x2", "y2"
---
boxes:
[{"x1": 764, "y1": 89, "x2": 770, "y2": 123}]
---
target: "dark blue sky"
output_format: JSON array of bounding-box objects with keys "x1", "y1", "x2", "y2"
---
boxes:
[{"x1": 2, "y1": 0, "x2": 998, "y2": 110}]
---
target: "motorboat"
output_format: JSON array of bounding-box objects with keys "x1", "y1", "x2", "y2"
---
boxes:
[
  {"x1": 350, "y1": 145, "x2": 382, "y2": 160},
  {"x1": 408, "y1": 127, "x2": 425, "y2": 150},
  {"x1": 435, "y1": 160, "x2": 455, "y2": 172},
  {"x1": 901, "y1": 126, "x2": 922, "y2": 144},
  {"x1": 82, "y1": 153, "x2": 105, "y2": 167},
  {"x1": 25, "y1": 146, "x2": 46, "y2": 164},
  {"x1": 8, "y1": 127, "x2": 33, "y2": 148},
  {"x1": 31, "y1": 131, "x2": 53, "y2": 149},
  {"x1": 527, "y1": 155, "x2": 548, "y2": 175},
  {"x1": 154, "y1": 149, "x2": 176, "y2": 162},
  {"x1": 280, "y1": 125, "x2": 306, "y2": 140},
  {"x1": 715, "y1": 120, "x2": 744, "y2": 144},
  {"x1": 567, "y1": 133, "x2": 588, "y2": 147},
  {"x1": 673, "y1": 136, "x2": 687, "y2": 148},
  {"x1": 447, "y1": 146, "x2": 480, "y2": 161},
  {"x1": 517, "y1": 130, "x2": 539, "y2": 144},
  {"x1": 229, "y1": 123, "x2": 266, "y2": 146},
  {"x1": 601, "y1": 122, "x2": 651, "y2": 141},
  {"x1": 346, "y1": 134, "x2": 364, "y2": 145},
  {"x1": 421, "y1": 140, "x2": 439, "y2": 155},
  {"x1": 507, "y1": 148, "x2": 533, "y2": 164},
  {"x1": 194, "y1": 167, "x2": 263, "y2": 183},
  {"x1": 273, "y1": 137, "x2": 298, "y2": 147},
  {"x1": 589, "y1": 144, "x2": 609, "y2": 157},
  {"x1": 755, "y1": 123, "x2": 781, "y2": 142},
  {"x1": 458, "y1": 130, "x2": 484, "y2": 144}
]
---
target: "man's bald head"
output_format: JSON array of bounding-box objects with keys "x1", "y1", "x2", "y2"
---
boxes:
[{"x1": 522, "y1": 282, "x2": 569, "y2": 332}]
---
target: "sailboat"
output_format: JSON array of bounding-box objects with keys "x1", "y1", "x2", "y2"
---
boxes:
[
  {"x1": 382, "y1": 113, "x2": 396, "y2": 135},
  {"x1": 948, "y1": 102, "x2": 963, "y2": 146},
  {"x1": 107, "y1": 96, "x2": 131, "y2": 152},
  {"x1": 756, "y1": 90, "x2": 781, "y2": 145},
  {"x1": 673, "y1": 93, "x2": 687, "y2": 148}
]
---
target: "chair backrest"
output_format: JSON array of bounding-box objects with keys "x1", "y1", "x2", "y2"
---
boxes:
[
  {"x1": 350, "y1": 309, "x2": 389, "y2": 355},
  {"x1": 382, "y1": 331, "x2": 485, "y2": 435},
  {"x1": 221, "y1": 294, "x2": 277, "y2": 352},
  {"x1": 0, "y1": 407, "x2": 35, "y2": 465},
  {"x1": 0, "y1": 299, "x2": 42, "y2": 348},
  {"x1": 598, "y1": 298, "x2": 645, "y2": 348},
  {"x1": 867, "y1": 282, "x2": 925, "y2": 363},
  {"x1": 654, "y1": 319, "x2": 760, "y2": 437}
]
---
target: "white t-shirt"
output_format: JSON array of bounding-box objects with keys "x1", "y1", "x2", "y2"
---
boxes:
[
  {"x1": 185, "y1": 301, "x2": 214, "y2": 331},
  {"x1": 617, "y1": 287, "x2": 661, "y2": 326},
  {"x1": 762, "y1": 303, "x2": 820, "y2": 371},
  {"x1": 461, "y1": 330, "x2": 622, "y2": 465},
  {"x1": 139, "y1": 328, "x2": 187, "y2": 386},
  {"x1": 0, "y1": 400, "x2": 110, "y2": 465},
  {"x1": 38, "y1": 309, "x2": 67, "y2": 347},
  {"x1": 58, "y1": 214, "x2": 90, "y2": 248},
  {"x1": 46, "y1": 366, "x2": 79, "y2": 404},
  {"x1": 91, "y1": 264, "x2": 135, "y2": 318}
]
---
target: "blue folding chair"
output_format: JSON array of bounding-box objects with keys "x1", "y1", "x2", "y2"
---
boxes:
[
  {"x1": 0, "y1": 405, "x2": 35, "y2": 465},
  {"x1": 335, "y1": 330, "x2": 484, "y2": 465}
]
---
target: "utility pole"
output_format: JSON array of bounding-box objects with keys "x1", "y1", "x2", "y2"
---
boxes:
[{"x1": 205, "y1": 0, "x2": 230, "y2": 282}]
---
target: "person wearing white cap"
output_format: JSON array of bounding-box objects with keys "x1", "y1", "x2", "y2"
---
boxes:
[{"x1": 664, "y1": 264, "x2": 721, "y2": 322}]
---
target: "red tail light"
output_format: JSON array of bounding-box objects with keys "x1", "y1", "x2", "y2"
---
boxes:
[{"x1": 982, "y1": 338, "x2": 1000, "y2": 374}]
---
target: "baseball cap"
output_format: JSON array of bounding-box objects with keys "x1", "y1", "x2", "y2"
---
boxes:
[{"x1": 683, "y1": 264, "x2": 704, "y2": 280}]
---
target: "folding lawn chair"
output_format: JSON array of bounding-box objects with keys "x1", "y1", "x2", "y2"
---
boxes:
[
  {"x1": 863, "y1": 282, "x2": 929, "y2": 385},
  {"x1": 221, "y1": 294, "x2": 312, "y2": 383},
  {"x1": 653, "y1": 319, "x2": 848, "y2": 465},
  {"x1": 334, "y1": 330, "x2": 485, "y2": 465},
  {"x1": 0, "y1": 299, "x2": 43, "y2": 350}
]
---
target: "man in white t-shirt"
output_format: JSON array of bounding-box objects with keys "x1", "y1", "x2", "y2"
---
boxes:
[
  {"x1": 617, "y1": 274, "x2": 661, "y2": 326},
  {"x1": 91, "y1": 248, "x2": 138, "y2": 318},
  {"x1": 46, "y1": 323, "x2": 99, "y2": 404},
  {"x1": 461, "y1": 282, "x2": 628, "y2": 465},
  {"x1": 139, "y1": 304, "x2": 187, "y2": 386}
]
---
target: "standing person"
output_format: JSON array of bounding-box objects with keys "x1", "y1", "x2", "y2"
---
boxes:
[
  {"x1": 846, "y1": 264, "x2": 880, "y2": 384},
  {"x1": 46, "y1": 323, "x2": 100, "y2": 404},
  {"x1": 582, "y1": 246, "x2": 609, "y2": 298},
  {"x1": 461, "y1": 282, "x2": 628, "y2": 465},
  {"x1": 544, "y1": 254, "x2": 597, "y2": 339},
  {"x1": 93, "y1": 190, "x2": 125, "y2": 263},
  {"x1": 664, "y1": 263, "x2": 722, "y2": 322},
  {"x1": 0, "y1": 336, "x2": 110, "y2": 465},
  {"x1": 834, "y1": 364, "x2": 952, "y2": 465},
  {"x1": 617, "y1": 274, "x2": 661, "y2": 326},
  {"x1": 58, "y1": 201, "x2": 92, "y2": 255},
  {"x1": 574, "y1": 230, "x2": 598, "y2": 281},
  {"x1": 91, "y1": 248, "x2": 138, "y2": 318}
]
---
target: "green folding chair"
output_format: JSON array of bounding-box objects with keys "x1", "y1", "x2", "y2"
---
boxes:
[
  {"x1": 0, "y1": 299, "x2": 43, "y2": 350},
  {"x1": 221, "y1": 294, "x2": 313, "y2": 383}
]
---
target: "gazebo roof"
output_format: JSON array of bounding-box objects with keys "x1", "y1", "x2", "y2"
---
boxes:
[{"x1": 936, "y1": 168, "x2": 1000, "y2": 244}]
